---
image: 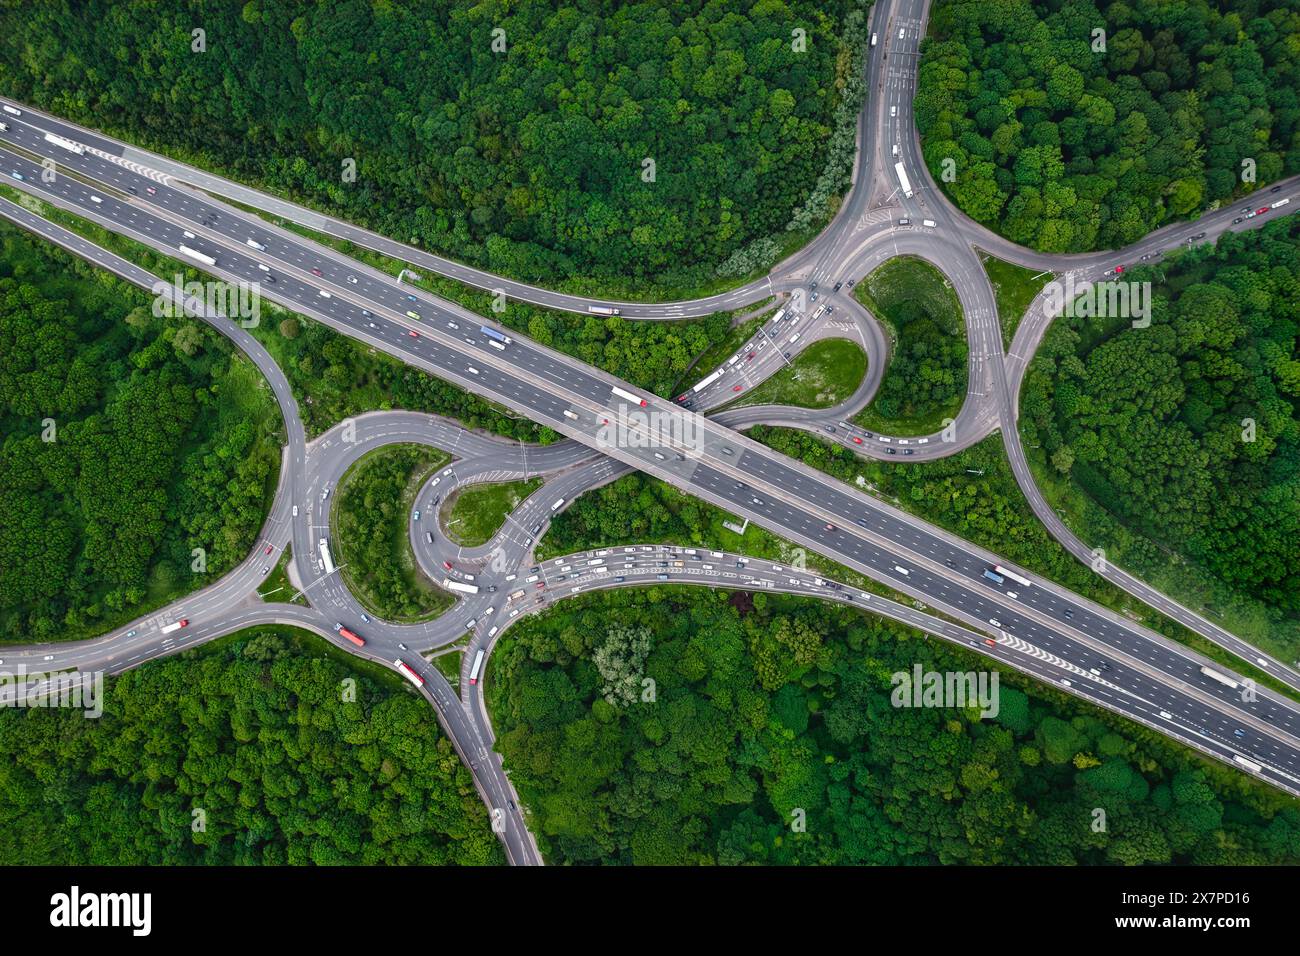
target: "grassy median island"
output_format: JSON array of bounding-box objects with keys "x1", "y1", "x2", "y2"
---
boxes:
[
  {"x1": 443, "y1": 478, "x2": 544, "y2": 547},
  {"x1": 981, "y1": 253, "x2": 1053, "y2": 349},
  {"x1": 256, "y1": 546, "x2": 307, "y2": 606},
  {"x1": 333, "y1": 444, "x2": 453, "y2": 623},
  {"x1": 722, "y1": 338, "x2": 867, "y2": 410},
  {"x1": 0, "y1": 219, "x2": 281, "y2": 644},
  {"x1": 0, "y1": 625, "x2": 503, "y2": 865},
  {"x1": 851, "y1": 256, "x2": 968, "y2": 436}
]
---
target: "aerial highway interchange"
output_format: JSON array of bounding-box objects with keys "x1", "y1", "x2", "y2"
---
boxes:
[{"x1": 2, "y1": 0, "x2": 1299, "y2": 866}]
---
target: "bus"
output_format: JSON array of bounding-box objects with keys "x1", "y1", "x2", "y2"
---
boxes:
[
  {"x1": 692, "y1": 369, "x2": 723, "y2": 393},
  {"x1": 588, "y1": 304, "x2": 620, "y2": 316},
  {"x1": 318, "y1": 538, "x2": 336, "y2": 575},
  {"x1": 443, "y1": 578, "x2": 480, "y2": 595},
  {"x1": 1200, "y1": 665, "x2": 1240, "y2": 690},
  {"x1": 894, "y1": 162, "x2": 913, "y2": 198},
  {"x1": 336, "y1": 625, "x2": 364, "y2": 647},
  {"x1": 480, "y1": 325, "x2": 512, "y2": 345},
  {"x1": 982, "y1": 569, "x2": 1005, "y2": 585},
  {"x1": 395, "y1": 660, "x2": 424, "y2": 687},
  {"x1": 771, "y1": 307, "x2": 787, "y2": 323},
  {"x1": 1, "y1": 105, "x2": 20, "y2": 116},
  {"x1": 1272, "y1": 197, "x2": 1291, "y2": 210},
  {"x1": 178, "y1": 244, "x2": 216, "y2": 267},
  {"x1": 993, "y1": 565, "x2": 1032, "y2": 588},
  {"x1": 469, "y1": 649, "x2": 486, "y2": 685},
  {"x1": 610, "y1": 385, "x2": 647, "y2": 407},
  {"x1": 1233, "y1": 754, "x2": 1262, "y2": 773}
]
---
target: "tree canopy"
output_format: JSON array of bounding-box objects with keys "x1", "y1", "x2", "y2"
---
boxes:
[
  {"x1": 0, "y1": 222, "x2": 280, "y2": 642},
  {"x1": 917, "y1": 0, "x2": 1300, "y2": 251},
  {"x1": 0, "y1": 0, "x2": 867, "y2": 289},
  {"x1": 0, "y1": 628, "x2": 503, "y2": 865}
]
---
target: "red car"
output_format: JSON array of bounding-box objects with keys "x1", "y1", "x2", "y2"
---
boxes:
[
  {"x1": 677, "y1": 394, "x2": 689, "y2": 403},
  {"x1": 824, "y1": 523, "x2": 835, "y2": 532},
  {"x1": 746, "y1": 352, "x2": 755, "y2": 361},
  {"x1": 145, "y1": 186, "x2": 157, "y2": 195},
  {"x1": 264, "y1": 544, "x2": 273, "y2": 555},
  {"x1": 852, "y1": 436, "x2": 863, "y2": 445},
  {"x1": 1257, "y1": 207, "x2": 1271, "y2": 215},
  {"x1": 407, "y1": 330, "x2": 419, "y2": 338},
  {"x1": 732, "y1": 385, "x2": 743, "y2": 392},
  {"x1": 984, "y1": 638, "x2": 997, "y2": 647},
  {"x1": 310, "y1": 267, "x2": 323, "y2": 276},
  {"x1": 1113, "y1": 265, "x2": 1125, "y2": 274},
  {"x1": 442, "y1": 561, "x2": 452, "y2": 571}
]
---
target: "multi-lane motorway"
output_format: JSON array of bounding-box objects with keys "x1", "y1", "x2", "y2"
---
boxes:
[{"x1": 2, "y1": 0, "x2": 1299, "y2": 863}]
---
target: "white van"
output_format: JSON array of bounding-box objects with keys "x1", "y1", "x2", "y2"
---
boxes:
[
  {"x1": 551, "y1": 498, "x2": 565, "y2": 511},
  {"x1": 922, "y1": 219, "x2": 936, "y2": 228}
]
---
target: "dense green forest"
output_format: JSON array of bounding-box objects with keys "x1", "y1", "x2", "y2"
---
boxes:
[
  {"x1": 489, "y1": 587, "x2": 1300, "y2": 864},
  {"x1": 0, "y1": 628, "x2": 503, "y2": 865},
  {"x1": 0, "y1": 0, "x2": 869, "y2": 291},
  {"x1": 917, "y1": 0, "x2": 1300, "y2": 251},
  {"x1": 334, "y1": 444, "x2": 452, "y2": 621},
  {"x1": 0, "y1": 222, "x2": 280, "y2": 642},
  {"x1": 851, "y1": 256, "x2": 967, "y2": 433},
  {"x1": 1021, "y1": 220, "x2": 1300, "y2": 626}
]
